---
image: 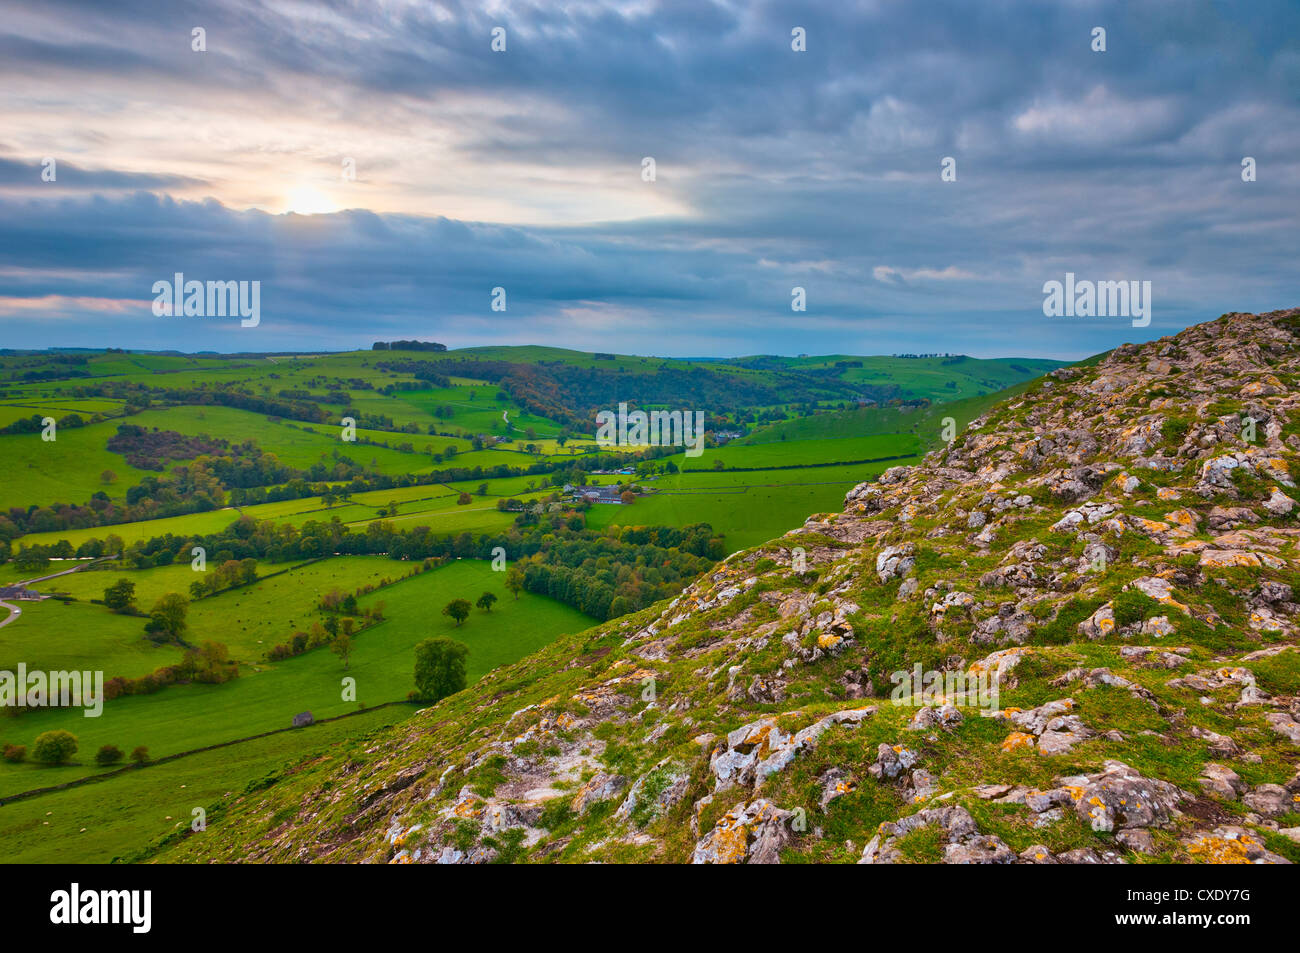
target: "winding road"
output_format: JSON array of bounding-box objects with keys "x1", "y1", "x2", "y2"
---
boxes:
[
  {"x1": 0, "y1": 601, "x2": 20, "y2": 629},
  {"x1": 0, "y1": 557, "x2": 116, "y2": 630}
]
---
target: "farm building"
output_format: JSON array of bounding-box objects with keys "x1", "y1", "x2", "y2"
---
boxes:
[
  {"x1": 0, "y1": 585, "x2": 41, "y2": 601},
  {"x1": 563, "y1": 484, "x2": 627, "y2": 504}
]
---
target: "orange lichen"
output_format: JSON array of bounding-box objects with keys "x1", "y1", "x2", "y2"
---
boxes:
[
  {"x1": 1186, "y1": 834, "x2": 1256, "y2": 865},
  {"x1": 1001, "y1": 731, "x2": 1035, "y2": 752}
]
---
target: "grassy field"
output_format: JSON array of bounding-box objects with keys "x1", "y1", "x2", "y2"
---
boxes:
[
  {"x1": 394, "y1": 384, "x2": 566, "y2": 437},
  {"x1": 737, "y1": 385, "x2": 1029, "y2": 446},
  {"x1": 0, "y1": 599, "x2": 184, "y2": 680},
  {"x1": 353, "y1": 558, "x2": 592, "y2": 680},
  {"x1": 183, "y1": 557, "x2": 410, "y2": 659},
  {"x1": 128, "y1": 405, "x2": 469, "y2": 474},
  {"x1": 0, "y1": 703, "x2": 417, "y2": 864},
  {"x1": 16, "y1": 489, "x2": 533, "y2": 552},
  {"x1": 587, "y1": 458, "x2": 915, "y2": 549},
  {"x1": 0, "y1": 396, "x2": 127, "y2": 428},
  {"x1": 833, "y1": 355, "x2": 1060, "y2": 402},
  {"x1": 678, "y1": 433, "x2": 920, "y2": 471},
  {"x1": 0, "y1": 418, "x2": 166, "y2": 510},
  {"x1": 0, "y1": 558, "x2": 592, "y2": 797},
  {"x1": 17, "y1": 508, "x2": 242, "y2": 550},
  {"x1": 33, "y1": 560, "x2": 271, "y2": 607}
]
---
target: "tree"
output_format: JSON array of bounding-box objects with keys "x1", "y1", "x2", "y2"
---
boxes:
[
  {"x1": 32, "y1": 730, "x2": 78, "y2": 765},
  {"x1": 13, "y1": 550, "x2": 49, "y2": 573},
  {"x1": 103, "y1": 578, "x2": 137, "y2": 614},
  {"x1": 442, "y1": 598, "x2": 471, "y2": 626},
  {"x1": 2, "y1": 744, "x2": 25, "y2": 764},
  {"x1": 100, "y1": 469, "x2": 117, "y2": 484},
  {"x1": 620, "y1": 490, "x2": 636, "y2": 505},
  {"x1": 505, "y1": 566, "x2": 525, "y2": 600},
  {"x1": 130, "y1": 746, "x2": 150, "y2": 765},
  {"x1": 332, "y1": 631, "x2": 353, "y2": 669},
  {"x1": 413, "y1": 638, "x2": 468, "y2": 703},
  {"x1": 144, "y1": 592, "x2": 188, "y2": 643},
  {"x1": 457, "y1": 492, "x2": 472, "y2": 505},
  {"x1": 476, "y1": 591, "x2": 498, "y2": 613},
  {"x1": 190, "y1": 641, "x2": 236, "y2": 683},
  {"x1": 95, "y1": 744, "x2": 124, "y2": 766}
]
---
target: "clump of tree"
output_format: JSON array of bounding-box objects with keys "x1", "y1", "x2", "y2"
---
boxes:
[
  {"x1": 442, "y1": 598, "x2": 472, "y2": 626},
  {"x1": 320, "y1": 588, "x2": 359, "y2": 614},
  {"x1": 505, "y1": 567, "x2": 524, "y2": 600},
  {"x1": 12, "y1": 549, "x2": 50, "y2": 573},
  {"x1": 331, "y1": 631, "x2": 353, "y2": 669},
  {"x1": 144, "y1": 593, "x2": 188, "y2": 643},
  {"x1": 188, "y1": 558, "x2": 258, "y2": 599},
  {"x1": 95, "y1": 744, "x2": 124, "y2": 766},
  {"x1": 188, "y1": 641, "x2": 238, "y2": 684},
  {"x1": 412, "y1": 638, "x2": 468, "y2": 703},
  {"x1": 103, "y1": 578, "x2": 137, "y2": 614},
  {"x1": 32, "y1": 729, "x2": 78, "y2": 765},
  {"x1": 2, "y1": 744, "x2": 26, "y2": 763}
]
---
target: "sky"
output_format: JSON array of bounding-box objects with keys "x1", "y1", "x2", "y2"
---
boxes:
[{"x1": 0, "y1": 0, "x2": 1297, "y2": 359}]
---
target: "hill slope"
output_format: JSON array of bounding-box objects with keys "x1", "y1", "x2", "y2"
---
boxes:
[{"x1": 157, "y1": 309, "x2": 1300, "y2": 865}]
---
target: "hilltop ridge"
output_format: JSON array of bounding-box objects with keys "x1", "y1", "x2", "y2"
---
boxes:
[{"x1": 158, "y1": 308, "x2": 1300, "y2": 865}]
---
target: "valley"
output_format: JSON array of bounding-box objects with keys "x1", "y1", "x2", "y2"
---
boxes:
[{"x1": 0, "y1": 343, "x2": 1056, "y2": 861}]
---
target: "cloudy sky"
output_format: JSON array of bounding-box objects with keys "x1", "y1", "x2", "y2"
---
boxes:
[{"x1": 1, "y1": 0, "x2": 1297, "y2": 358}]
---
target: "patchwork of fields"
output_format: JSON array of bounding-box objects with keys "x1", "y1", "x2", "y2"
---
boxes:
[
  {"x1": 0, "y1": 344, "x2": 1059, "y2": 862},
  {"x1": 0, "y1": 558, "x2": 591, "y2": 805}
]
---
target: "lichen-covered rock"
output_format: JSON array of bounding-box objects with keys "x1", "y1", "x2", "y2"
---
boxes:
[
  {"x1": 1060, "y1": 760, "x2": 1185, "y2": 833},
  {"x1": 1183, "y1": 827, "x2": 1293, "y2": 864},
  {"x1": 859, "y1": 806, "x2": 1016, "y2": 865},
  {"x1": 692, "y1": 799, "x2": 793, "y2": 864},
  {"x1": 709, "y1": 706, "x2": 875, "y2": 791}
]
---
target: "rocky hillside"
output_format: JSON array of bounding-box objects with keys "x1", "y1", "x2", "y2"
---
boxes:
[{"x1": 159, "y1": 309, "x2": 1300, "y2": 865}]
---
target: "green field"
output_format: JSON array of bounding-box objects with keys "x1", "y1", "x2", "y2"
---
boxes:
[
  {"x1": 353, "y1": 558, "x2": 591, "y2": 680},
  {"x1": 587, "y1": 459, "x2": 914, "y2": 549},
  {"x1": 678, "y1": 433, "x2": 920, "y2": 471},
  {"x1": 0, "y1": 558, "x2": 592, "y2": 798},
  {"x1": 0, "y1": 703, "x2": 417, "y2": 864},
  {"x1": 18, "y1": 509, "x2": 242, "y2": 550},
  {"x1": 33, "y1": 560, "x2": 271, "y2": 607},
  {"x1": 128, "y1": 405, "x2": 468, "y2": 474},
  {"x1": 0, "y1": 418, "x2": 166, "y2": 511},
  {"x1": 0, "y1": 599, "x2": 184, "y2": 680}
]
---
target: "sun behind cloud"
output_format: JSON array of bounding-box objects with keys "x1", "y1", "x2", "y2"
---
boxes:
[{"x1": 282, "y1": 184, "x2": 338, "y2": 215}]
